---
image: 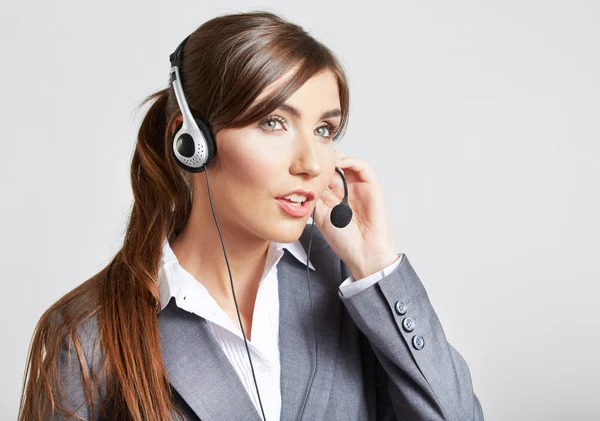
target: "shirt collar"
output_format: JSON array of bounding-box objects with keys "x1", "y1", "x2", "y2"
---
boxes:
[{"x1": 158, "y1": 235, "x2": 315, "y2": 311}]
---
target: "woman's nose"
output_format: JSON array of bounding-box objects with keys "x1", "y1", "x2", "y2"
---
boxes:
[{"x1": 289, "y1": 132, "x2": 322, "y2": 177}]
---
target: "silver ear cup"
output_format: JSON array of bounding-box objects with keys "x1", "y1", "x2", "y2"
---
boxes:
[{"x1": 172, "y1": 121, "x2": 209, "y2": 172}]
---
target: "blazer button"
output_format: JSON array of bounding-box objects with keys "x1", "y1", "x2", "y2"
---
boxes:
[
  {"x1": 412, "y1": 335, "x2": 425, "y2": 350},
  {"x1": 402, "y1": 317, "x2": 415, "y2": 332},
  {"x1": 394, "y1": 300, "x2": 407, "y2": 315}
]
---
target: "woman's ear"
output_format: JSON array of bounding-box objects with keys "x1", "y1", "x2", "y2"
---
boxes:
[{"x1": 170, "y1": 114, "x2": 184, "y2": 137}]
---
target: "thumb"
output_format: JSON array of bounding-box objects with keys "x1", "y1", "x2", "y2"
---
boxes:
[{"x1": 312, "y1": 196, "x2": 332, "y2": 232}]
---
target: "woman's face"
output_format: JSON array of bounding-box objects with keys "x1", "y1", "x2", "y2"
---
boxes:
[{"x1": 180, "y1": 68, "x2": 342, "y2": 244}]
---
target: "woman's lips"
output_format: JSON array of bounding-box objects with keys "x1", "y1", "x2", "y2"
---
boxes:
[{"x1": 276, "y1": 198, "x2": 311, "y2": 217}]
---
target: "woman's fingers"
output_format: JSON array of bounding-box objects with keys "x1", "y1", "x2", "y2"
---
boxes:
[
  {"x1": 313, "y1": 196, "x2": 330, "y2": 229},
  {"x1": 318, "y1": 188, "x2": 341, "y2": 209},
  {"x1": 328, "y1": 170, "x2": 346, "y2": 201},
  {"x1": 335, "y1": 155, "x2": 376, "y2": 184}
]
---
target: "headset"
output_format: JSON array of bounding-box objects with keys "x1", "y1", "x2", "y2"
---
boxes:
[{"x1": 167, "y1": 34, "x2": 353, "y2": 421}]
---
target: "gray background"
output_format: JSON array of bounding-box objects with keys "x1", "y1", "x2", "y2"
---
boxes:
[{"x1": 2, "y1": 1, "x2": 599, "y2": 420}]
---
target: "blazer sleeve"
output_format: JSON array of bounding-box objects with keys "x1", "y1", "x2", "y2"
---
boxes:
[
  {"x1": 337, "y1": 253, "x2": 485, "y2": 421},
  {"x1": 51, "y1": 315, "x2": 105, "y2": 420}
]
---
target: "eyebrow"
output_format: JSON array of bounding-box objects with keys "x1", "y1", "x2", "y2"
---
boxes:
[{"x1": 277, "y1": 102, "x2": 342, "y2": 121}]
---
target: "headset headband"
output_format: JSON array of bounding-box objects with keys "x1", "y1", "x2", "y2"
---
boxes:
[
  {"x1": 169, "y1": 34, "x2": 190, "y2": 68},
  {"x1": 168, "y1": 34, "x2": 197, "y2": 146}
]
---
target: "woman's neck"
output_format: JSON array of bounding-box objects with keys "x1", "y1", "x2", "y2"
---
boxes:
[{"x1": 169, "y1": 194, "x2": 271, "y2": 302}]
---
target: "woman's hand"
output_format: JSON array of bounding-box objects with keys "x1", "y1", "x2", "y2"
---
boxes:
[{"x1": 313, "y1": 150, "x2": 399, "y2": 280}]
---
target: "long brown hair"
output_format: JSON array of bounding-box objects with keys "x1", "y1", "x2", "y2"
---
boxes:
[{"x1": 18, "y1": 10, "x2": 350, "y2": 421}]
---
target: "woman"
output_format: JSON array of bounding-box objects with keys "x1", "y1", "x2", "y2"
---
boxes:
[{"x1": 18, "y1": 10, "x2": 484, "y2": 421}]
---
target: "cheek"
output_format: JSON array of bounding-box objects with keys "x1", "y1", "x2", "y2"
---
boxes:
[
  {"x1": 220, "y1": 134, "x2": 283, "y2": 194},
  {"x1": 237, "y1": 157, "x2": 274, "y2": 186}
]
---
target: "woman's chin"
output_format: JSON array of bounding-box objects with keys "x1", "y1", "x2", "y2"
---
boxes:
[{"x1": 267, "y1": 219, "x2": 309, "y2": 243}]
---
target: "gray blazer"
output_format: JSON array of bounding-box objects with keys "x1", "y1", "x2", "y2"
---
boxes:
[{"x1": 55, "y1": 225, "x2": 484, "y2": 420}]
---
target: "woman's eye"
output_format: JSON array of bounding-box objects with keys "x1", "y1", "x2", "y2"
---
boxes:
[
  {"x1": 259, "y1": 116, "x2": 286, "y2": 132},
  {"x1": 316, "y1": 123, "x2": 340, "y2": 142},
  {"x1": 316, "y1": 126, "x2": 328, "y2": 137}
]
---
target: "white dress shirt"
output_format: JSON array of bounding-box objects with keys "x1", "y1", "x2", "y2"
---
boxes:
[{"x1": 158, "y1": 233, "x2": 403, "y2": 421}]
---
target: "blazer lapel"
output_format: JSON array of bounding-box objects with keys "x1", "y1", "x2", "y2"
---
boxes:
[
  {"x1": 158, "y1": 298, "x2": 263, "y2": 421},
  {"x1": 278, "y1": 228, "x2": 343, "y2": 421}
]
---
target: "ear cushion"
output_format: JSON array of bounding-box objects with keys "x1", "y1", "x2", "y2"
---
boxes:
[{"x1": 194, "y1": 117, "x2": 217, "y2": 169}]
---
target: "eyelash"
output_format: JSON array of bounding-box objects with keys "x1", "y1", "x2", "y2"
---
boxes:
[{"x1": 258, "y1": 115, "x2": 340, "y2": 141}]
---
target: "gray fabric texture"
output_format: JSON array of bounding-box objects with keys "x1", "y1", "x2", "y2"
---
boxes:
[{"x1": 52, "y1": 224, "x2": 484, "y2": 420}]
